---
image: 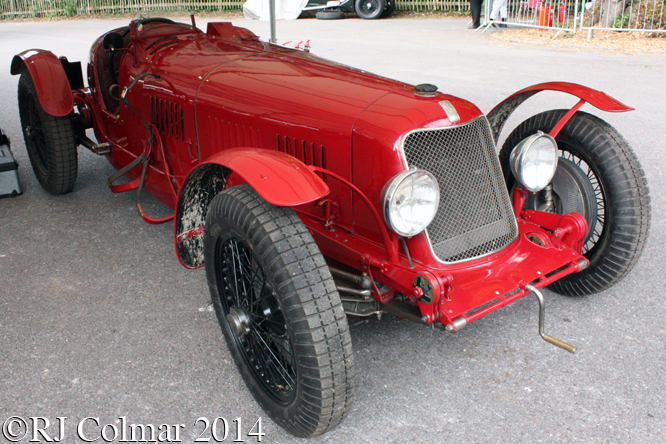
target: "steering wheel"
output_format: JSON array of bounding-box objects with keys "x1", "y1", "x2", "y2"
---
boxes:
[{"x1": 103, "y1": 18, "x2": 177, "y2": 85}]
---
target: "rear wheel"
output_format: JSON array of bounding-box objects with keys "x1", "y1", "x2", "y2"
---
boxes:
[
  {"x1": 382, "y1": 0, "x2": 396, "y2": 17},
  {"x1": 204, "y1": 185, "x2": 354, "y2": 437},
  {"x1": 18, "y1": 69, "x2": 77, "y2": 195},
  {"x1": 499, "y1": 110, "x2": 650, "y2": 296},
  {"x1": 355, "y1": 0, "x2": 385, "y2": 19}
]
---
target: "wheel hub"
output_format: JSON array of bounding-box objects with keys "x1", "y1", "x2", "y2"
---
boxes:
[
  {"x1": 227, "y1": 307, "x2": 251, "y2": 338},
  {"x1": 525, "y1": 156, "x2": 598, "y2": 242}
]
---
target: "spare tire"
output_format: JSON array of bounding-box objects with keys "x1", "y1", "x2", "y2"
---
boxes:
[{"x1": 316, "y1": 10, "x2": 345, "y2": 19}]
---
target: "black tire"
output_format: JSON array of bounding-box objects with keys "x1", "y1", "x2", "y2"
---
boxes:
[
  {"x1": 316, "y1": 10, "x2": 345, "y2": 19},
  {"x1": 204, "y1": 185, "x2": 354, "y2": 437},
  {"x1": 382, "y1": 0, "x2": 396, "y2": 17},
  {"x1": 355, "y1": 0, "x2": 385, "y2": 19},
  {"x1": 18, "y1": 69, "x2": 77, "y2": 195},
  {"x1": 499, "y1": 110, "x2": 650, "y2": 296}
]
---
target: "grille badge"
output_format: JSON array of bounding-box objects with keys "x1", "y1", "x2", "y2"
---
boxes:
[{"x1": 439, "y1": 100, "x2": 460, "y2": 123}]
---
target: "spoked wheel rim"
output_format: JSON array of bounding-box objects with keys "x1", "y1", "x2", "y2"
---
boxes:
[
  {"x1": 524, "y1": 145, "x2": 607, "y2": 255},
  {"x1": 23, "y1": 93, "x2": 49, "y2": 176},
  {"x1": 360, "y1": 0, "x2": 380, "y2": 15},
  {"x1": 214, "y1": 237, "x2": 297, "y2": 405}
]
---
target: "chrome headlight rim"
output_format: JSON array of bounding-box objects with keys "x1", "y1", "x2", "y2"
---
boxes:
[
  {"x1": 381, "y1": 169, "x2": 440, "y2": 238},
  {"x1": 509, "y1": 131, "x2": 559, "y2": 193}
]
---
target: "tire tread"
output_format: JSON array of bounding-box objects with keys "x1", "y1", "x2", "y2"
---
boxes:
[
  {"x1": 204, "y1": 185, "x2": 353, "y2": 437},
  {"x1": 18, "y1": 69, "x2": 77, "y2": 195}
]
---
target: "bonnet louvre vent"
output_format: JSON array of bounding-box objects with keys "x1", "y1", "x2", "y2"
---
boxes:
[
  {"x1": 151, "y1": 97, "x2": 184, "y2": 141},
  {"x1": 207, "y1": 117, "x2": 259, "y2": 150},
  {"x1": 276, "y1": 136, "x2": 326, "y2": 169}
]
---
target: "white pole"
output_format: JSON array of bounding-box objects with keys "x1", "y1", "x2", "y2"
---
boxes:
[{"x1": 269, "y1": 0, "x2": 277, "y2": 43}]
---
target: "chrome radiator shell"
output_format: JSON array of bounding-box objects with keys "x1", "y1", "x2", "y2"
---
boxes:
[{"x1": 401, "y1": 116, "x2": 518, "y2": 263}]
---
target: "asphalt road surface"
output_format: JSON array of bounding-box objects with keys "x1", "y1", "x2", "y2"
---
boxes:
[{"x1": 1, "y1": 15, "x2": 664, "y2": 444}]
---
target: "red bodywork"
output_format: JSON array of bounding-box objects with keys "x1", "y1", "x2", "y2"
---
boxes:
[
  {"x1": 14, "y1": 20, "x2": 630, "y2": 330},
  {"x1": 11, "y1": 50, "x2": 73, "y2": 117}
]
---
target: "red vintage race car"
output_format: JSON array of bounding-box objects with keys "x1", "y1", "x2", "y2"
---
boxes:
[{"x1": 11, "y1": 17, "x2": 650, "y2": 437}]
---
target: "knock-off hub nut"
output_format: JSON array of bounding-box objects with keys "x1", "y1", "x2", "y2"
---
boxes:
[{"x1": 227, "y1": 307, "x2": 251, "y2": 338}]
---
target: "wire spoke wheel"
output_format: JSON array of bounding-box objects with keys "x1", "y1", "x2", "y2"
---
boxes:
[
  {"x1": 360, "y1": 0, "x2": 379, "y2": 14},
  {"x1": 355, "y1": 0, "x2": 385, "y2": 19},
  {"x1": 204, "y1": 185, "x2": 354, "y2": 437},
  {"x1": 215, "y1": 237, "x2": 297, "y2": 403},
  {"x1": 555, "y1": 147, "x2": 605, "y2": 255},
  {"x1": 500, "y1": 110, "x2": 650, "y2": 295}
]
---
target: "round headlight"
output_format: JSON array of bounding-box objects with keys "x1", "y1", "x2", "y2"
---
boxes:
[
  {"x1": 381, "y1": 170, "x2": 440, "y2": 237},
  {"x1": 509, "y1": 131, "x2": 559, "y2": 192}
]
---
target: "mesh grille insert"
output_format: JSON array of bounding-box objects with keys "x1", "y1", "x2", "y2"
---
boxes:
[{"x1": 402, "y1": 116, "x2": 518, "y2": 263}]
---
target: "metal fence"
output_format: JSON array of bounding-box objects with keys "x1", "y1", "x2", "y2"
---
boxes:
[
  {"x1": 480, "y1": 0, "x2": 665, "y2": 35},
  {"x1": 481, "y1": 0, "x2": 579, "y2": 33},
  {"x1": 0, "y1": 0, "x2": 470, "y2": 18},
  {"x1": 579, "y1": 0, "x2": 666, "y2": 33},
  {"x1": 396, "y1": 0, "x2": 470, "y2": 11}
]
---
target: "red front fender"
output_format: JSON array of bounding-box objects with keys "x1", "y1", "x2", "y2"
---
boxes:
[
  {"x1": 487, "y1": 81, "x2": 632, "y2": 143},
  {"x1": 204, "y1": 148, "x2": 330, "y2": 206},
  {"x1": 11, "y1": 49, "x2": 74, "y2": 117},
  {"x1": 174, "y1": 149, "x2": 330, "y2": 269}
]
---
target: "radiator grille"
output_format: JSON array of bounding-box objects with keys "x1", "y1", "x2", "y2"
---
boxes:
[{"x1": 402, "y1": 116, "x2": 518, "y2": 263}]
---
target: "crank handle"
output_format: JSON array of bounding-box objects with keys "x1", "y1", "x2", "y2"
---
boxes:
[
  {"x1": 543, "y1": 334, "x2": 576, "y2": 354},
  {"x1": 526, "y1": 284, "x2": 577, "y2": 354}
]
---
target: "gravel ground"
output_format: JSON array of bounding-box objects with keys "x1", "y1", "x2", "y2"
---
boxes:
[{"x1": 495, "y1": 27, "x2": 666, "y2": 52}]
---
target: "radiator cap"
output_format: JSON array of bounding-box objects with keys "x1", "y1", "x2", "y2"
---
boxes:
[{"x1": 414, "y1": 83, "x2": 438, "y2": 97}]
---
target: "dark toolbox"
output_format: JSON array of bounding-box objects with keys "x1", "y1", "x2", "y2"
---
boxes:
[{"x1": 0, "y1": 130, "x2": 22, "y2": 197}]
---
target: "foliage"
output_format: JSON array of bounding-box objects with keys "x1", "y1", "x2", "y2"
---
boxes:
[
  {"x1": 582, "y1": 0, "x2": 665, "y2": 31},
  {"x1": 62, "y1": 0, "x2": 78, "y2": 17},
  {"x1": 613, "y1": 11, "x2": 630, "y2": 28},
  {"x1": 631, "y1": 0, "x2": 666, "y2": 30}
]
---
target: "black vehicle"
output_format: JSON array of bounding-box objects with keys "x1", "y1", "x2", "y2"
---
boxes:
[{"x1": 307, "y1": 0, "x2": 395, "y2": 19}]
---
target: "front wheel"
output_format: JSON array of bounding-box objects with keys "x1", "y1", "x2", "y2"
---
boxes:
[
  {"x1": 355, "y1": 0, "x2": 385, "y2": 19},
  {"x1": 17, "y1": 68, "x2": 77, "y2": 195},
  {"x1": 499, "y1": 110, "x2": 650, "y2": 296},
  {"x1": 204, "y1": 185, "x2": 354, "y2": 437}
]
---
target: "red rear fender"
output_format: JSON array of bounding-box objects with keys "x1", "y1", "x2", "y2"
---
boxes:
[
  {"x1": 487, "y1": 81, "x2": 632, "y2": 143},
  {"x1": 11, "y1": 50, "x2": 74, "y2": 117}
]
